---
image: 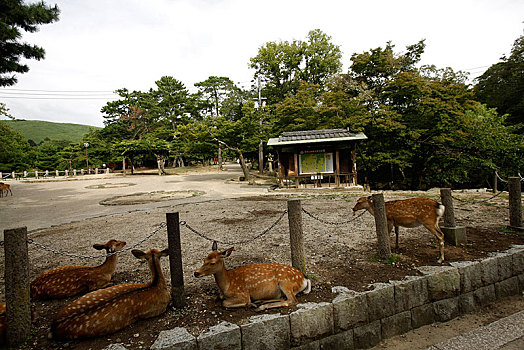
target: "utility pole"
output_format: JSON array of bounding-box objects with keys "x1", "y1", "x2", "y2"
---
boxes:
[{"x1": 257, "y1": 76, "x2": 264, "y2": 174}]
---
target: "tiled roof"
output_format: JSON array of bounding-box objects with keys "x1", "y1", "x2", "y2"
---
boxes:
[
  {"x1": 279, "y1": 129, "x2": 356, "y2": 142},
  {"x1": 267, "y1": 128, "x2": 367, "y2": 146}
]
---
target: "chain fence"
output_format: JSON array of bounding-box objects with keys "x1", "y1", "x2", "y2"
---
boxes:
[
  {"x1": 451, "y1": 188, "x2": 508, "y2": 204},
  {"x1": 301, "y1": 207, "x2": 366, "y2": 225},
  {"x1": 180, "y1": 210, "x2": 288, "y2": 246},
  {"x1": 25, "y1": 222, "x2": 166, "y2": 259}
]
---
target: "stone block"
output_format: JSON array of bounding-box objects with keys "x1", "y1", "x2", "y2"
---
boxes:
[
  {"x1": 393, "y1": 276, "x2": 429, "y2": 313},
  {"x1": 151, "y1": 327, "x2": 197, "y2": 350},
  {"x1": 496, "y1": 253, "x2": 513, "y2": 280},
  {"x1": 442, "y1": 226, "x2": 467, "y2": 246},
  {"x1": 450, "y1": 261, "x2": 482, "y2": 293},
  {"x1": 411, "y1": 303, "x2": 435, "y2": 328},
  {"x1": 458, "y1": 292, "x2": 477, "y2": 314},
  {"x1": 291, "y1": 341, "x2": 319, "y2": 350},
  {"x1": 425, "y1": 267, "x2": 460, "y2": 301},
  {"x1": 104, "y1": 344, "x2": 127, "y2": 350},
  {"x1": 512, "y1": 249, "x2": 524, "y2": 275},
  {"x1": 433, "y1": 297, "x2": 460, "y2": 322},
  {"x1": 332, "y1": 292, "x2": 368, "y2": 331},
  {"x1": 480, "y1": 257, "x2": 499, "y2": 285},
  {"x1": 495, "y1": 276, "x2": 520, "y2": 299},
  {"x1": 473, "y1": 284, "x2": 496, "y2": 307},
  {"x1": 241, "y1": 313, "x2": 290, "y2": 350},
  {"x1": 380, "y1": 311, "x2": 412, "y2": 339},
  {"x1": 197, "y1": 321, "x2": 241, "y2": 350},
  {"x1": 519, "y1": 274, "x2": 524, "y2": 293},
  {"x1": 366, "y1": 284, "x2": 395, "y2": 321},
  {"x1": 290, "y1": 302, "x2": 334, "y2": 346},
  {"x1": 353, "y1": 320, "x2": 381, "y2": 349},
  {"x1": 319, "y1": 330, "x2": 354, "y2": 350}
]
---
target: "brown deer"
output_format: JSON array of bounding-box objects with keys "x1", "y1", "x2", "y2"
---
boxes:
[
  {"x1": 353, "y1": 196, "x2": 446, "y2": 263},
  {"x1": 194, "y1": 242, "x2": 311, "y2": 311},
  {"x1": 0, "y1": 183, "x2": 11, "y2": 197},
  {"x1": 31, "y1": 239, "x2": 126, "y2": 299},
  {"x1": 51, "y1": 248, "x2": 170, "y2": 340}
]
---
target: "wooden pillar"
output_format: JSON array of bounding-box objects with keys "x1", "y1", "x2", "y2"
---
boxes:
[
  {"x1": 277, "y1": 149, "x2": 284, "y2": 188},
  {"x1": 335, "y1": 150, "x2": 340, "y2": 187},
  {"x1": 440, "y1": 188, "x2": 456, "y2": 227},
  {"x1": 166, "y1": 213, "x2": 185, "y2": 308},
  {"x1": 293, "y1": 152, "x2": 299, "y2": 188},
  {"x1": 493, "y1": 171, "x2": 498, "y2": 193},
  {"x1": 508, "y1": 177, "x2": 523, "y2": 230},
  {"x1": 440, "y1": 188, "x2": 467, "y2": 245},
  {"x1": 372, "y1": 194, "x2": 391, "y2": 260},
  {"x1": 351, "y1": 143, "x2": 357, "y2": 186},
  {"x1": 4, "y1": 227, "x2": 31, "y2": 347},
  {"x1": 288, "y1": 199, "x2": 306, "y2": 274}
]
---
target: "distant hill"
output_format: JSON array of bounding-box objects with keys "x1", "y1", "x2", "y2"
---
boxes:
[{"x1": 2, "y1": 119, "x2": 101, "y2": 144}]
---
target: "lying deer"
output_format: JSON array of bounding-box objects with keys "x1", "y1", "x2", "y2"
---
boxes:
[
  {"x1": 51, "y1": 248, "x2": 170, "y2": 340},
  {"x1": 194, "y1": 242, "x2": 311, "y2": 311},
  {"x1": 31, "y1": 239, "x2": 126, "y2": 299},
  {"x1": 0, "y1": 183, "x2": 11, "y2": 197},
  {"x1": 353, "y1": 196, "x2": 446, "y2": 263}
]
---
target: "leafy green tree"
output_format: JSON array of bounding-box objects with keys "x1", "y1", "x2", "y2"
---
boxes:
[
  {"x1": 194, "y1": 76, "x2": 238, "y2": 117},
  {"x1": 0, "y1": 0, "x2": 60, "y2": 86},
  {"x1": 35, "y1": 139, "x2": 70, "y2": 170},
  {"x1": 250, "y1": 29, "x2": 342, "y2": 104},
  {"x1": 474, "y1": 35, "x2": 524, "y2": 130},
  {"x1": 0, "y1": 120, "x2": 31, "y2": 171}
]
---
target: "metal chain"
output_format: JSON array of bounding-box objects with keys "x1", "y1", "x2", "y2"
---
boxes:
[
  {"x1": 27, "y1": 222, "x2": 166, "y2": 259},
  {"x1": 180, "y1": 210, "x2": 288, "y2": 246},
  {"x1": 451, "y1": 188, "x2": 507, "y2": 204},
  {"x1": 301, "y1": 207, "x2": 366, "y2": 225}
]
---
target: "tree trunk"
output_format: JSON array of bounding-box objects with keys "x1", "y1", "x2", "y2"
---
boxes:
[
  {"x1": 122, "y1": 156, "x2": 126, "y2": 176},
  {"x1": 155, "y1": 154, "x2": 167, "y2": 175},
  {"x1": 218, "y1": 142, "x2": 223, "y2": 170},
  {"x1": 238, "y1": 152, "x2": 250, "y2": 181}
]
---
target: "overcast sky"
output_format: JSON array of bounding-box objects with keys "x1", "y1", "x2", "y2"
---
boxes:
[{"x1": 1, "y1": 0, "x2": 523, "y2": 127}]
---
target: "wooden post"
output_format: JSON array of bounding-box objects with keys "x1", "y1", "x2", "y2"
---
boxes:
[
  {"x1": 4, "y1": 227, "x2": 31, "y2": 347},
  {"x1": 293, "y1": 152, "x2": 299, "y2": 188},
  {"x1": 122, "y1": 156, "x2": 126, "y2": 176},
  {"x1": 493, "y1": 171, "x2": 498, "y2": 193},
  {"x1": 508, "y1": 177, "x2": 523, "y2": 230},
  {"x1": 351, "y1": 144, "x2": 358, "y2": 186},
  {"x1": 287, "y1": 199, "x2": 306, "y2": 274},
  {"x1": 372, "y1": 193, "x2": 391, "y2": 260},
  {"x1": 166, "y1": 212, "x2": 185, "y2": 308},
  {"x1": 440, "y1": 188, "x2": 456, "y2": 227}
]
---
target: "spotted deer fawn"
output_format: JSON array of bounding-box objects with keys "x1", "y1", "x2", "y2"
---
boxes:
[
  {"x1": 0, "y1": 183, "x2": 11, "y2": 197},
  {"x1": 194, "y1": 242, "x2": 311, "y2": 311},
  {"x1": 51, "y1": 248, "x2": 170, "y2": 339},
  {"x1": 31, "y1": 240, "x2": 126, "y2": 299},
  {"x1": 353, "y1": 196, "x2": 446, "y2": 263}
]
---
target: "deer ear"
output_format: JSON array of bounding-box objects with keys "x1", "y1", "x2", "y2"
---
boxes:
[
  {"x1": 132, "y1": 249, "x2": 146, "y2": 259},
  {"x1": 160, "y1": 248, "x2": 170, "y2": 257},
  {"x1": 93, "y1": 244, "x2": 105, "y2": 250},
  {"x1": 222, "y1": 247, "x2": 234, "y2": 257},
  {"x1": 212, "y1": 241, "x2": 218, "y2": 251}
]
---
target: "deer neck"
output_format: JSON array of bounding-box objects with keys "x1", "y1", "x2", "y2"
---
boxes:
[
  {"x1": 148, "y1": 256, "x2": 167, "y2": 289},
  {"x1": 95, "y1": 253, "x2": 118, "y2": 274},
  {"x1": 213, "y1": 261, "x2": 230, "y2": 293}
]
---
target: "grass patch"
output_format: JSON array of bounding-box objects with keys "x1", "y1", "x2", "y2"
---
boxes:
[
  {"x1": 369, "y1": 253, "x2": 402, "y2": 265},
  {"x1": 305, "y1": 273, "x2": 318, "y2": 280}
]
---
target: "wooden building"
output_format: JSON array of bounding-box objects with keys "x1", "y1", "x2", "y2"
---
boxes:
[{"x1": 267, "y1": 128, "x2": 367, "y2": 188}]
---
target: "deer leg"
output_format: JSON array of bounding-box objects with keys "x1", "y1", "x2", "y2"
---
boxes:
[
  {"x1": 426, "y1": 225, "x2": 445, "y2": 264},
  {"x1": 394, "y1": 225, "x2": 400, "y2": 250},
  {"x1": 256, "y1": 282, "x2": 298, "y2": 311},
  {"x1": 223, "y1": 295, "x2": 253, "y2": 309}
]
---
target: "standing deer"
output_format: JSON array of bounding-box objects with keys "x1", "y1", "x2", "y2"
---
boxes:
[
  {"x1": 0, "y1": 183, "x2": 11, "y2": 197},
  {"x1": 51, "y1": 248, "x2": 170, "y2": 340},
  {"x1": 194, "y1": 242, "x2": 311, "y2": 311},
  {"x1": 31, "y1": 239, "x2": 126, "y2": 299},
  {"x1": 353, "y1": 196, "x2": 446, "y2": 263}
]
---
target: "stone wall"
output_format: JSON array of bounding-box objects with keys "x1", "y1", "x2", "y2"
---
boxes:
[{"x1": 109, "y1": 245, "x2": 524, "y2": 350}]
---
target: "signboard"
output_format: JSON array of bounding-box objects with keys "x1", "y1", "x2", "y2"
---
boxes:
[{"x1": 299, "y1": 152, "x2": 333, "y2": 174}]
